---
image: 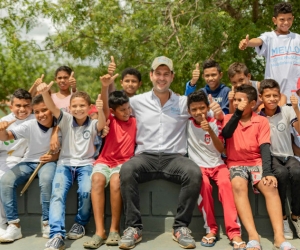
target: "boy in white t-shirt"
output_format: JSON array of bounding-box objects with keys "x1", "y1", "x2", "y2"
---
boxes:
[
  {"x1": 0, "y1": 89, "x2": 34, "y2": 237},
  {"x1": 37, "y1": 82, "x2": 106, "y2": 250},
  {"x1": 0, "y1": 94, "x2": 59, "y2": 243},
  {"x1": 239, "y1": 2, "x2": 300, "y2": 101}
]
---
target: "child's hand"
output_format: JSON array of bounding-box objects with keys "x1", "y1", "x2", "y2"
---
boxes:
[
  {"x1": 50, "y1": 135, "x2": 60, "y2": 153},
  {"x1": 200, "y1": 114, "x2": 211, "y2": 132},
  {"x1": 262, "y1": 176, "x2": 277, "y2": 187},
  {"x1": 209, "y1": 94, "x2": 222, "y2": 115},
  {"x1": 239, "y1": 34, "x2": 249, "y2": 50},
  {"x1": 96, "y1": 94, "x2": 103, "y2": 111},
  {"x1": 100, "y1": 73, "x2": 119, "y2": 87},
  {"x1": 69, "y1": 71, "x2": 76, "y2": 90},
  {"x1": 39, "y1": 153, "x2": 52, "y2": 163},
  {"x1": 101, "y1": 119, "x2": 110, "y2": 138},
  {"x1": 0, "y1": 120, "x2": 16, "y2": 131},
  {"x1": 228, "y1": 86, "x2": 235, "y2": 101},
  {"x1": 290, "y1": 91, "x2": 298, "y2": 110},
  {"x1": 190, "y1": 63, "x2": 200, "y2": 86},
  {"x1": 34, "y1": 74, "x2": 44, "y2": 87},
  {"x1": 108, "y1": 56, "x2": 116, "y2": 76},
  {"x1": 237, "y1": 98, "x2": 248, "y2": 111},
  {"x1": 37, "y1": 81, "x2": 54, "y2": 94}
]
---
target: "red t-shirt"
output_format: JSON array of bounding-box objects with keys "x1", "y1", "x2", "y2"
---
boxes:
[
  {"x1": 223, "y1": 112, "x2": 270, "y2": 168},
  {"x1": 95, "y1": 114, "x2": 136, "y2": 168}
]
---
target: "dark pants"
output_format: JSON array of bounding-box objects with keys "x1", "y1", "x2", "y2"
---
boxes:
[
  {"x1": 272, "y1": 156, "x2": 300, "y2": 216},
  {"x1": 120, "y1": 153, "x2": 202, "y2": 230}
]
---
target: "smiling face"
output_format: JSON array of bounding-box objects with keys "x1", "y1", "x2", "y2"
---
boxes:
[
  {"x1": 110, "y1": 102, "x2": 132, "y2": 122},
  {"x1": 202, "y1": 67, "x2": 223, "y2": 91},
  {"x1": 188, "y1": 101, "x2": 209, "y2": 125},
  {"x1": 273, "y1": 13, "x2": 294, "y2": 35},
  {"x1": 150, "y1": 65, "x2": 174, "y2": 94},
  {"x1": 259, "y1": 88, "x2": 281, "y2": 111},
  {"x1": 32, "y1": 102, "x2": 53, "y2": 127},
  {"x1": 121, "y1": 74, "x2": 142, "y2": 97},
  {"x1": 10, "y1": 98, "x2": 32, "y2": 120},
  {"x1": 69, "y1": 97, "x2": 90, "y2": 122},
  {"x1": 55, "y1": 70, "x2": 71, "y2": 91}
]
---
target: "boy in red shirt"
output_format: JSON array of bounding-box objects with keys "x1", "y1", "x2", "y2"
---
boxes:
[
  {"x1": 222, "y1": 84, "x2": 295, "y2": 250},
  {"x1": 83, "y1": 73, "x2": 136, "y2": 248}
]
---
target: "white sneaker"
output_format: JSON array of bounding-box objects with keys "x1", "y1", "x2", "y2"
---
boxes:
[
  {"x1": 291, "y1": 216, "x2": 300, "y2": 238},
  {"x1": 42, "y1": 223, "x2": 50, "y2": 239},
  {"x1": 283, "y1": 219, "x2": 293, "y2": 240},
  {"x1": 0, "y1": 224, "x2": 7, "y2": 237},
  {"x1": 0, "y1": 224, "x2": 22, "y2": 242}
]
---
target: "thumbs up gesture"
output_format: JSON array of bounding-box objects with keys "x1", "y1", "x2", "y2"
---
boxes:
[
  {"x1": 100, "y1": 73, "x2": 119, "y2": 87},
  {"x1": 108, "y1": 56, "x2": 116, "y2": 76},
  {"x1": 200, "y1": 114, "x2": 211, "y2": 132},
  {"x1": 96, "y1": 94, "x2": 103, "y2": 111},
  {"x1": 34, "y1": 74, "x2": 44, "y2": 87},
  {"x1": 239, "y1": 34, "x2": 250, "y2": 50},
  {"x1": 237, "y1": 97, "x2": 248, "y2": 111},
  {"x1": 37, "y1": 81, "x2": 54, "y2": 94},
  {"x1": 0, "y1": 120, "x2": 16, "y2": 131},
  {"x1": 190, "y1": 63, "x2": 200, "y2": 86},
  {"x1": 291, "y1": 91, "x2": 299, "y2": 110},
  {"x1": 208, "y1": 94, "x2": 222, "y2": 115},
  {"x1": 69, "y1": 71, "x2": 77, "y2": 90},
  {"x1": 228, "y1": 86, "x2": 235, "y2": 101}
]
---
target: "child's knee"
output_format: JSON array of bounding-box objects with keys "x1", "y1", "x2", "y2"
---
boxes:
[
  {"x1": 91, "y1": 173, "x2": 106, "y2": 189},
  {"x1": 231, "y1": 178, "x2": 248, "y2": 194}
]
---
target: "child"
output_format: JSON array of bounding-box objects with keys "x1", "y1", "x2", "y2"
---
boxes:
[
  {"x1": 83, "y1": 73, "x2": 136, "y2": 248},
  {"x1": 37, "y1": 82, "x2": 106, "y2": 250},
  {"x1": 185, "y1": 59, "x2": 230, "y2": 114},
  {"x1": 0, "y1": 94, "x2": 58, "y2": 243},
  {"x1": 0, "y1": 89, "x2": 34, "y2": 237},
  {"x1": 222, "y1": 84, "x2": 296, "y2": 250},
  {"x1": 239, "y1": 2, "x2": 300, "y2": 101},
  {"x1": 186, "y1": 90, "x2": 244, "y2": 249},
  {"x1": 258, "y1": 79, "x2": 300, "y2": 240},
  {"x1": 227, "y1": 62, "x2": 287, "y2": 113}
]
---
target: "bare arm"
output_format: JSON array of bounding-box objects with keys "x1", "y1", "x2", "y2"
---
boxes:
[
  {"x1": 0, "y1": 120, "x2": 16, "y2": 141},
  {"x1": 95, "y1": 94, "x2": 107, "y2": 132},
  {"x1": 28, "y1": 74, "x2": 44, "y2": 97},
  {"x1": 239, "y1": 34, "x2": 263, "y2": 50}
]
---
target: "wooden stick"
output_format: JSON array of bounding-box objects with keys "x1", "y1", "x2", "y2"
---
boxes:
[{"x1": 20, "y1": 150, "x2": 51, "y2": 196}]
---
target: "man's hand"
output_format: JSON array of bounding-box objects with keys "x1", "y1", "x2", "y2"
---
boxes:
[
  {"x1": 96, "y1": 94, "x2": 103, "y2": 111},
  {"x1": 239, "y1": 34, "x2": 249, "y2": 50},
  {"x1": 101, "y1": 119, "x2": 110, "y2": 138},
  {"x1": 108, "y1": 56, "x2": 116, "y2": 76},
  {"x1": 34, "y1": 74, "x2": 44, "y2": 87},
  {"x1": 291, "y1": 91, "x2": 298, "y2": 110},
  {"x1": 237, "y1": 97, "x2": 248, "y2": 111},
  {"x1": 228, "y1": 86, "x2": 235, "y2": 102},
  {"x1": 200, "y1": 114, "x2": 211, "y2": 132},
  {"x1": 69, "y1": 71, "x2": 76, "y2": 90},
  {"x1": 37, "y1": 81, "x2": 54, "y2": 94},
  {"x1": 190, "y1": 63, "x2": 200, "y2": 86},
  {"x1": 100, "y1": 73, "x2": 119, "y2": 87},
  {"x1": 262, "y1": 175, "x2": 277, "y2": 187},
  {"x1": 0, "y1": 120, "x2": 16, "y2": 131}
]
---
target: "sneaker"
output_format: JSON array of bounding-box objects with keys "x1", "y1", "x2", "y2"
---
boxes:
[
  {"x1": 67, "y1": 223, "x2": 85, "y2": 240},
  {"x1": 172, "y1": 227, "x2": 196, "y2": 249},
  {"x1": 0, "y1": 224, "x2": 7, "y2": 237},
  {"x1": 291, "y1": 216, "x2": 300, "y2": 238},
  {"x1": 0, "y1": 224, "x2": 22, "y2": 243},
  {"x1": 45, "y1": 234, "x2": 65, "y2": 250},
  {"x1": 43, "y1": 223, "x2": 50, "y2": 239},
  {"x1": 119, "y1": 227, "x2": 142, "y2": 249},
  {"x1": 283, "y1": 219, "x2": 293, "y2": 240}
]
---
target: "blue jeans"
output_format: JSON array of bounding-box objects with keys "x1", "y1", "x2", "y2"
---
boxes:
[
  {"x1": 49, "y1": 165, "x2": 92, "y2": 238},
  {"x1": 0, "y1": 161, "x2": 56, "y2": 222}
]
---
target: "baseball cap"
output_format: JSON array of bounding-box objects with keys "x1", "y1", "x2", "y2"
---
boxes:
[
  {"x1": 88, "y1": 104, "x2": 98, "y2": 115},
  {"x1": 151, "y1": 56, "x2": 174, "y2": 71}
]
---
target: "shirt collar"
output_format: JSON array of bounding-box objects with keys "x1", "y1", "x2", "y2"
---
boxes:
[
  {"x1": 37, "y1": 117, "x2": 57, "y2": 133},
  {"x1": 72, "y1": 116, "x2": 90, "y2": 127},
  {"x1": 259, "y1": 106, "x2": 281, "y2": 117},
  {"x1": 151, "y1": 89, "x2": 175, "y2": 102}
]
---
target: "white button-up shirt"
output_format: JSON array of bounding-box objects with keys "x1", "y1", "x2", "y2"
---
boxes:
[{"x1": 130, "y1": 90, "x2": 190, "y2": 155}]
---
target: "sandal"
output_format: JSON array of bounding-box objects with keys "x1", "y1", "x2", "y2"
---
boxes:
[
  {"x1": 232, "y1": 240, "x2": 246, "y2": 250},
  {"x1": 83, "y1": 234, "x2": 106, "y2": 249},
  {"x1": 246, "y1": 240, "x2": 262, "y2": 250},
  {"x1": 272, "y1": 241, "x2": 297, "y2": 250},
  {"x1": 200, "y1": 236, "x2": 217, "y2": 247},
  {"x1": 106, "y1": 232, "x2": 121, "y2": 246}
]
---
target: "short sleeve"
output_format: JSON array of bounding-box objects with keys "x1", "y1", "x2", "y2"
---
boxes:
[
  {"x1": 9, "y1": 122, "x2": 30, "y2": 140},
  {"x1": 255, "y1": 32, "x2": 269, "y2": 56},
  {"x1": 257, "y1": 117, "x2": 271, "y2": 146}
]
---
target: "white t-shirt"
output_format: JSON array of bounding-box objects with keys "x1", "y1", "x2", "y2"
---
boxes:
[
  {"x1": 10, "y1": 119, "x2": 55, "y2": 162},
  {"x1": 57, "y1": 111, "x2": 98, "y2": 166},
  {"x1": 187, "y1": 117, "x2": 224, "y2": 168},
  {"x1": 0, "y1": 113, "x2": 35, "y2": 167},
  {"x1": 255, "y1": 31, "x2": 300, "y2": 101}
]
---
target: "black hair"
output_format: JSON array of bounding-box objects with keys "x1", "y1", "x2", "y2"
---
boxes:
[
  {"x1": 259, "y1": 79, "x2": 280, "y2": 94},
  {"x1": 10, "y1": 88, "x2": 32, "y2": 104},
  {"x1": 108, "y1": 91, "x2": 129, "y2": 110},
  {"x1": 274, "y1": 2, "x2": 293, "y2": 17},
  {"x1": 187, "y1": 89, "x2": 209, "y2": 109},
  {"x1": 235, "y1": 84, "x2": 257, "y2": 103},
  {"x1": 31, "y1": 94, "x2": 44, "y2": 106},
  {"x1": 55, "y1": 66, "x2": 73, "y2": 77},
  {"x1": 121, "y1": 67, "x2": 142, "y2": 82},
  {"x1": 202, "y1": 59, "x2": 222, "y2": 73}
]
